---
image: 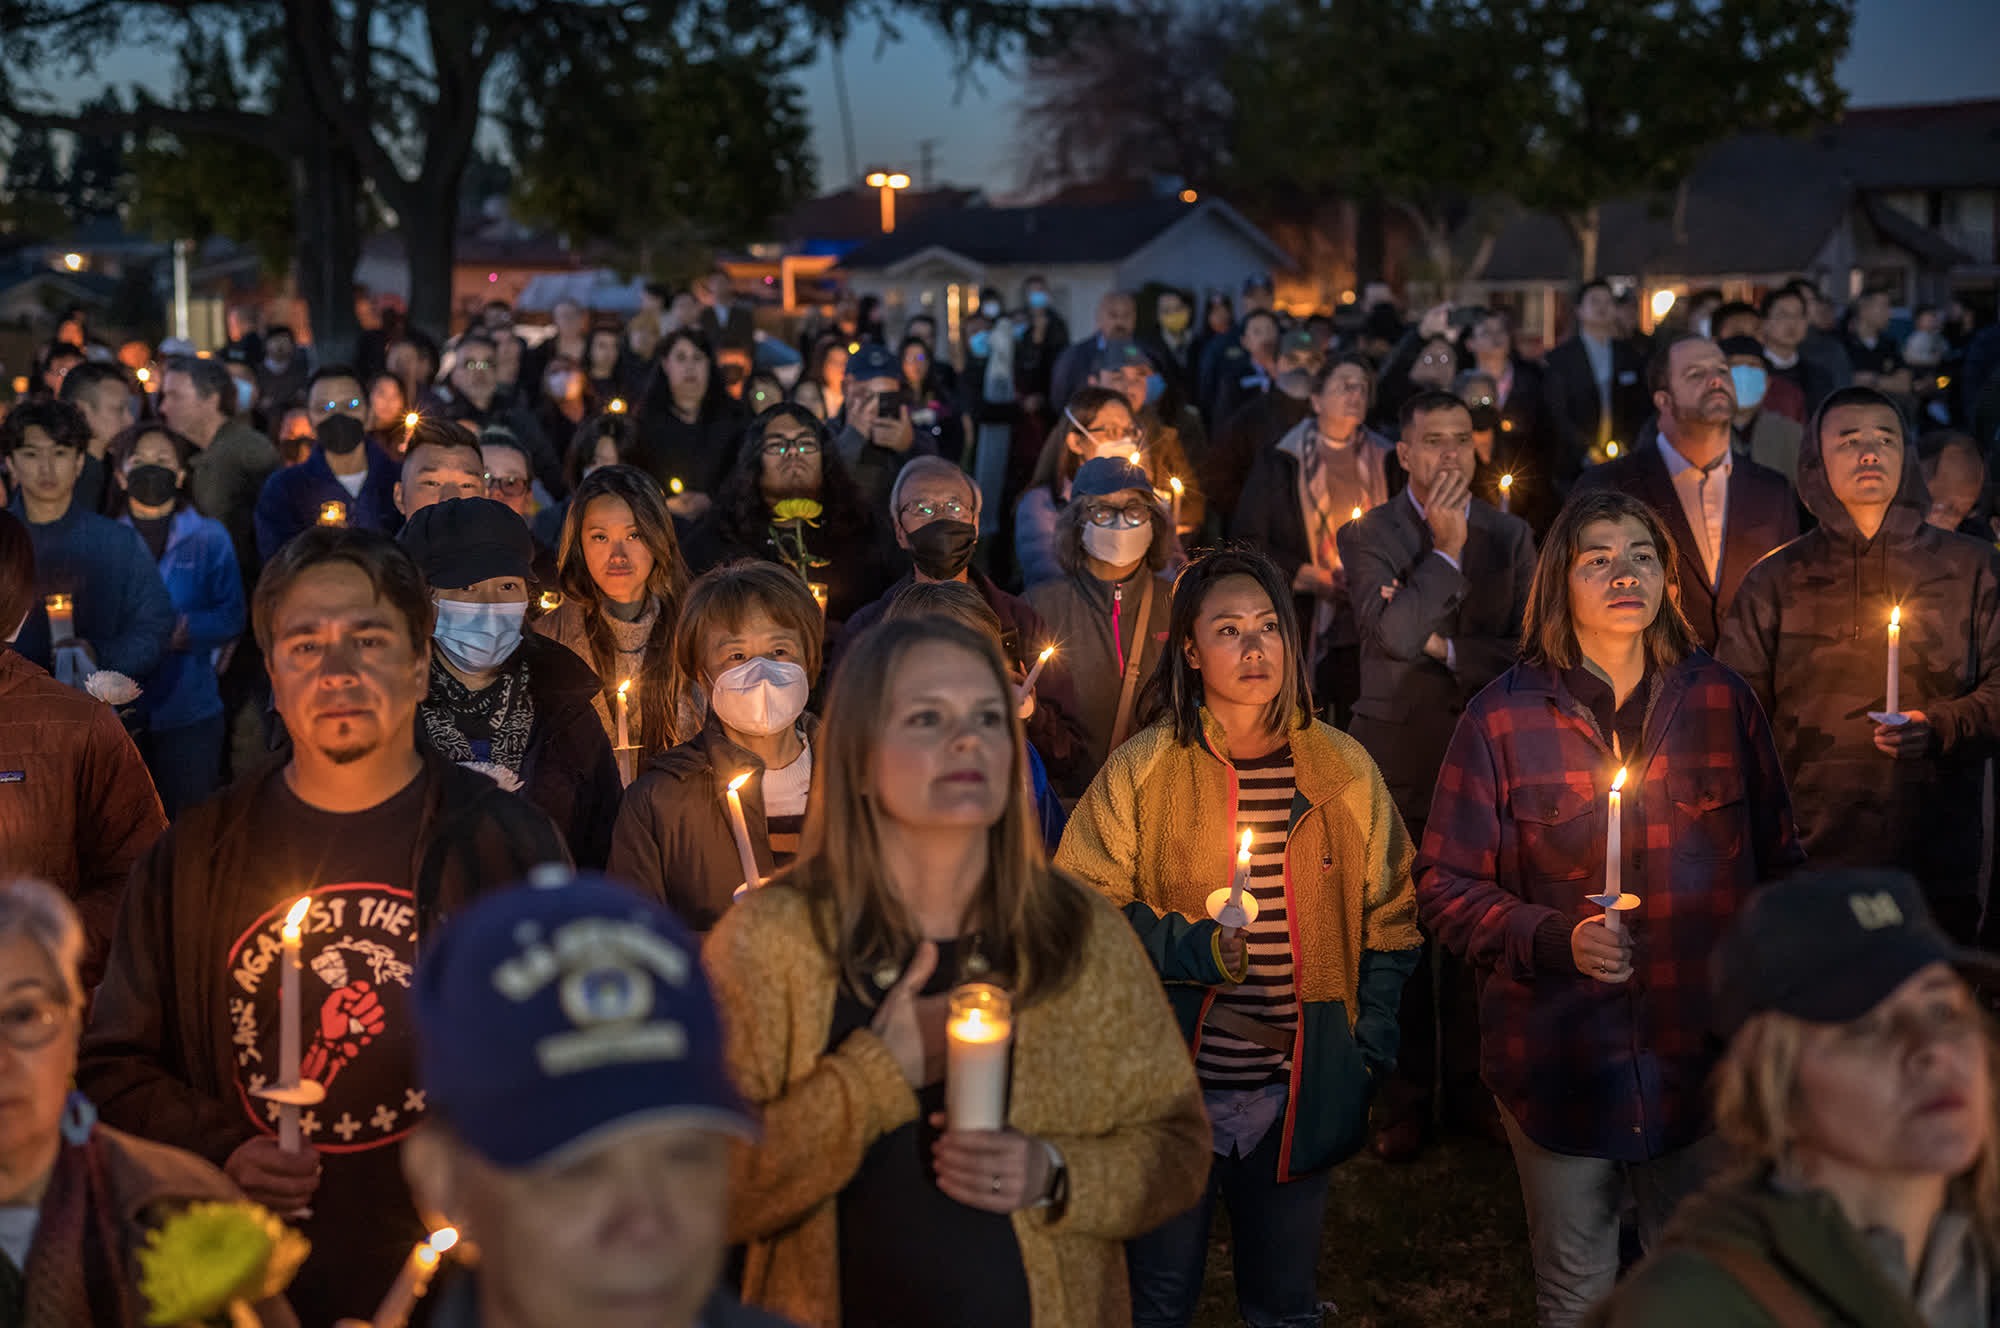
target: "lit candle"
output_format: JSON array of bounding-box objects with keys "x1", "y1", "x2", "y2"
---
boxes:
[
  {"x1": 615, "y1": 678, "x2": 632, "y2": 751},
  {"x1": 403, "y1": 411, "x2": 420, "y2": 431},
  {"x1": 371, "y1": 1226, "x2": 460, "y2": 1328},
  {"x1": 1606, "y1": 440, "x2": 1621, "y2": 459},
  {"x1": 809, "y1": 582, "x2": 829, "y2": 616},
  {"x1": 43, "y1": 593, "x2": 74, "y2": 643},
  {"x1": 1588, "y1": 767, "x2": 1639, "y2": 936},
  {"x1": 724, "y1": 772, "x2": 761, "y2": 896},
  {"x1": 669, "y1": 477, "x2": 685, "y2": 496},
  {"x1": 1168, "y1": 476, "x2": 1184, "y2": 530},
  {"x1": 1498, "y1": 473, "x2": 1514, "y2": 515},
  {"x1": 1205, "y1": 828, "x2": 1260, "y2": 930},
  {"x1": 1349, "y1": 505, "x2": 1363, "y2": 523},
  {"x1": 608, "y1": 397, "x2": 628, "y2": 414},
  {"x1": 946, "y1": 984, "x2": 1013, "y2": 1131},
  {"x1": 536, "y1": 590, "x2": 563, "y2": 613},
  {"x1": 318, "y1": 500, "x2": 347, "y2": 526},
  {"x1": 1886, "y1": 605, "x2": 1901, "y2": 716},
  {"x1": 1017, "y1": 644, "x2": 1055, "y2": 698},
  {"x1": 278, "y1": 894, "x2": 311, "y2": 1152}
]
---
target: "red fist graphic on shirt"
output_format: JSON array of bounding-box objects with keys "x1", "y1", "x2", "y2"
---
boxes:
[{"x1": 299, "y1": 980, "x2": 385, "y2": 1089}]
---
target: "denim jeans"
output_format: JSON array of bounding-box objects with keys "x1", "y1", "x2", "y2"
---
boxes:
[
  {"x1": 1497, "y1": 1102, "x2": 1726, "y2": 1327},
  {"x1": 1128, "y1": 1116, "x2": 1332, "y2": 1328}
]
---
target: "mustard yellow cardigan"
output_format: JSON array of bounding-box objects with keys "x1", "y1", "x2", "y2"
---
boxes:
[{"x1": 703, "y1": 876, "x2": 1211, "y2": 1328}]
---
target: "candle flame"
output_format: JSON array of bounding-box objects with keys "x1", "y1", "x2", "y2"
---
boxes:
[
  {"x1": 1350, "y1": 505, "x2": 1363, "y2": 521},
  {"x1": 281, "y1": 894, "x2": 312, "y2": 941},
  {"x1": 1606, "y1": 441, "x2": 1622, "y2": 458},
  {"x1": 1611, "y1": 766, "x2": 1628, "y2": 793},
  {"x1": 1128, "y1": 451, "x2": 1143, "y2": 466},
  {"x1": 1890, "y1": 605, "x2": 1901, "y2": 629},
  {"x1": 429, "y1": 1226, "x2": 460, "y2": 1254},
  {"x1": 1168, "y1": 475, "x2": 1184, "y2": 496},
  {"x1": 1038, "y1": 644, "x2": 1055, "y2": 663},
  {"x1": 617, "y1": 678, "x2": 632, "y2": 697},
  {"x1": 669, "y1": 477, "x2": 685, "y2": 495},
  {"x1": 537, "y1": 590, "x2": 562, "y2": 612},
  {"x1": 608, "y1": 398, "x2": 628, "y2": 414},
  {"x1": 728, "y1": 772, "x2": 751, "y2": 793},
  {"x1": 1499, "y1": 473, "x2": 1514, "y2": 491},
  {"x1": 135, "y1": 366, "x2": 151, "y2": 383},
  {"x1": 403, "y1": 411, "x2": 420, "y2": 430},
  {"x1": 1238, "y1": 827, "x2": 1254, "y2": 862}
]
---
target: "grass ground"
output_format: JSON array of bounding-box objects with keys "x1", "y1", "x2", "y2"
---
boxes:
[{"x1": 1190, "y1": 1135, "x2": 1538, "y2": 1327}]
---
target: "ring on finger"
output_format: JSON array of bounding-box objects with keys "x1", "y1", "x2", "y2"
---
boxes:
[{"x1": 991, "y1": 1173, "x2": 1001, "y2": 1195}]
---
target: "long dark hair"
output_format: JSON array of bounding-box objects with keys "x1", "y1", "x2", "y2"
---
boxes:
[
  {"x1": 1138, "y1": 547, "x2": 1313, "y2": 747},
  {"x1": 635, "y1": 328, "x2": 734, "y2": 425},
  {"x1": 1520, "y1": 489, "x2": 1697, "y2": 671},
  {"x1": 795, "y1": 616, "x2": 1088, "y2": 1006},
  {"x1": 713, "y1": 403, "x2": 874, "y2": 550},
  {"x1": 556, "y1": 464, "x2": 690, "y2": 753},
  {"x1": 564, "y1": 413, "x2": 640, "y2": 493}
]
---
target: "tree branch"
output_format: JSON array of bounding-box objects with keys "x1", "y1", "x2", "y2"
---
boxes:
[{"x1": 0, "y1": 99, "x2": 277, "y2": 151}]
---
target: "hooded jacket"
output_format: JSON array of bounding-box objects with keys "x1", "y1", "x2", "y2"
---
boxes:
[
  {"x1": 1591, "y1": 1171, "x2": 1992, "y2": 1327},
  {"x1": 1717, "y1": 387, "x2": 2000, "y2": 918}
]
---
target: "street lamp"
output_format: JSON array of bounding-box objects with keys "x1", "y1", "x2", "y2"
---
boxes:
[{"x1": 865, "y1": 171, "x2": 912, "y2": 234}]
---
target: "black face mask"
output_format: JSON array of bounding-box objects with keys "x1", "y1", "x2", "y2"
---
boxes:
[
  {"x1": 125, "y1": 464, "x2": 180, "y2": 508},
  {"x1": 316, "y1": 413, "x2": 368, "y2": 457},
  {"x1": 906, "y1": 518, "x2": 979, "y2": 580},
  {"x1": 1469, "y1": 404, "x2": 1502, "y2": 434}
]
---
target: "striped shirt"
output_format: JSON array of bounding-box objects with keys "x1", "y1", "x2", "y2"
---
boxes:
[
  {"x1": 763, "y1": 742, "x2": 812, "y2": 867},
  {"x1": 1195, "y1": 747, "x2": 1299, "y2": 1089}
]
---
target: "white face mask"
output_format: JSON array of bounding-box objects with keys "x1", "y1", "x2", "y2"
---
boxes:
[
  {"x1": 709, "y1": 656, "x2": 810, "y2": 737},
  {"x1": 1081, "y1": 521, "x2": 1154, "y2": 567},
  {"x1": 432, "y1": 599, "x2": 528, "y2": 673}
]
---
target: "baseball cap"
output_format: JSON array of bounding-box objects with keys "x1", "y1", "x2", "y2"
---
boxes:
[
  {"x1": 845, "y1": 342, "x2": 899, "y2": 383},
  {"x1": 1279, "y1": 328, "x2": 1317, "y2": 356},
  {"x1": 414, "y1": 869, "x2": 754, "y2": 1168},
  {"x1": 1717, "y1": 334, "x2": 1769, "y2": 365},
  {"x1": 397, "y1": 497, "x2": 534, "y2": 590},
  {"x1": 1710, "y1": 869, "x2": 2000, "y2": 1039},
  {"x1": 1072, "y1": 455, "x2": 1156, "y2": 500},
  {"x1": 1241, "y1": 271, "x2": 1274, "y2": 295},
  {"x1": 1094, "y1": 339, "x2": 1150, "y2": 375}
]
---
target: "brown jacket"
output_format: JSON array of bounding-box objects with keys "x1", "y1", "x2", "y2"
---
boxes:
[
  {"x1": 704, "y1": 878, "x2": 1210, "y2": 1328},
  {"x1": 0, "y1": 648, "x2": 165, "y2": 991}
]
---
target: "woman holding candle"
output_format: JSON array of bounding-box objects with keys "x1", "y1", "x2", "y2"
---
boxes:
[
  {"x1": 704, "y1": 616, "x2": 1208, "y2": 1328},
  {"x1": 1055, "y1": 547, "x2": 1423, "y2": 1328},
  {"x1": 1024, "y1": 455, "x2": 1177, "y2": 797},
  {"x1": 632, "y1": 329, "x2": 747, "y2": 512},
  {"x1": 610, "y1": 560, "x2": 822, "y2": 931},
  {"x1": 0, "y1": 877, "x2": 298, "y2": 1324},
  {"x1": 534, "y1": 464, "x2": 691, "y2": 768},
  {"x1": 1418, "y1": 489, "x2": 1803, "y2": 1327}
]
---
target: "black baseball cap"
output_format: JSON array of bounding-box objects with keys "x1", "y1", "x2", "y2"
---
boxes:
[
  {"x1": 1711, "y1": 869, "x2": 2000, "y2": 1038},
  {"x1": 398, "y1": 496, "x2": 534, "y2": 590}
]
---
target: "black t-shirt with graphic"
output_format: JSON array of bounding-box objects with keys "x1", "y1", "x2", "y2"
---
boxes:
[{"x1": 226, "y1": 771, "x2": 427, "y2": 1323}]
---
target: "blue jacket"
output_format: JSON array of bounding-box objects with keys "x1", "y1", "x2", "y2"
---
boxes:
[
  {"x1": 13, "y1": 502, "x2": 175, "y2": 682},
  {"x1": 253, "y1": 443, "x2": 402, "y2": 560},
  {"x1": 120, "y1": 507, "x2": 244, "y2": 731}
]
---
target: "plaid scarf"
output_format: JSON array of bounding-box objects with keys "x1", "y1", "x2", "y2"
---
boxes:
[
  {"x1": 420, "y1": 654, "x2": 536, "y2": 775},
  {"x1": 3, "y1": 1130, "x2": 136, "y2": 1328}
]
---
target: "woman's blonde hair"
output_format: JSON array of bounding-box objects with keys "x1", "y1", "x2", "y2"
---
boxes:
[
  {"x1": 1714, "y1": 1007, "x2": 2000, "y2": 1248},
  {"x1": 792, "y1": 617, "x2": 1088, "y2": 1006}
]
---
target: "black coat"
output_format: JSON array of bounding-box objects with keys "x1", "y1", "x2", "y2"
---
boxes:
[
  {"x1": 504, "y1": 633, "x2": 624, "y2": 870},
  {"x1": 1542, "y1": 335, "x2": 1653, "y2": 479},
  {"x1": 1336, "y1": 492, "x2": 1537, "y2": 830},
  {"x1": 1573, "y1": 437, "x2": 1799, "y2": 651}
]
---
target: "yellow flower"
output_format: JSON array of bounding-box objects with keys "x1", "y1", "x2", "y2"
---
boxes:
[
  {"x1": 769, "y1": 498, "x2": 823, "y2": 524},
  {"x1": 138, "y1": 1201, "x2": 309, "y2": 1327}
]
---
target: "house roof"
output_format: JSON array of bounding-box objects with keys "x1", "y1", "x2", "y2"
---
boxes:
[
  {"x1": 779, "y1": 185, "x2": 982, "y2": 250},
  {"x1": 841, "y1": 197, "x2": 1283, "y2": 272},
  {"x1": 1826, "y1": 99, "x2": 2000, "y2": 191}
]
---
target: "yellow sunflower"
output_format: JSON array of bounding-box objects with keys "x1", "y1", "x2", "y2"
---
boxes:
[
  {"x1": 138, "y1": 1200, "x2": 309, "y2": 1327},
  {"x1": 769, "y1": 498, "x2": 824, "y2": 524}
]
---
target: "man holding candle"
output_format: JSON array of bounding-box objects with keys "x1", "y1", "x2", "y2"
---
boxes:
[
  {"x1": 395, "y1": 872, "x2": 792, "y2": 1328},
  {"x1": 1720, "y1": 385, "x2": 2000, "y2": 945},
  {"x1": 0, "y1": 398, "x2": 176, "y2": 683},
  {"x1": 254, "y1": 365, "x2": 405, "y2": 559},
  {"x1": 78, "y1": 526, "x2": 570, "y2": 1326},
  {"x1": 1418, "y1": 489, "x2": 1801, "y2": 1327}
]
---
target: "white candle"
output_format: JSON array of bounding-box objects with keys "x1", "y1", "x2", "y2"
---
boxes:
[
  {"x1": 1168, "y1": 476, "x2": 1184, "y2": 530},
  {"x1": 371, "y1": 1226, "x2": 460, "y2": 1328},
  {"x1": 1605, "y1": 767, "x2": 1626, "y2": 934},
  {"x1": 1349, "y1": 505, "x2": 1363, "y2": 523},
  {"x1": 725, "y1": 773, "x2": 761, "y2": 894},
  {"x1": 809, "y1": 582, "x2": 829, "y2": 617},
  {"x1": 278, "y1": 895, "x2": 311, "y2": 1152},
  {"x1": 44, "y1": 594, "x2": 73, "y2": 643},
  {"x1": 1887, "y1": 605, "x2": 1901, "y2": 716},
  {"x1": 1018, "y1": 644, "x2": 1055, "y2": 699},
  {"x1": 1205, "y1": 828, "x2": 1260, "y2": 930},
  {"x1": 946, "y1": 984, "x2": 1013, "y2": 1132},
  {"x1": 318, "y1": 500, "x2": 347, "y2": 527},
  {"x1": 615, "y1": 678, "x2": 632, "y2": 751},
  {"x1": 1499, "y1": 473, "x2": 1514, "y2": 515}
]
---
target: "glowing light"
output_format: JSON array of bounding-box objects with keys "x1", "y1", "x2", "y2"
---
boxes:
[
  {"x1": 537, "y1": 590, "x2": 563, "y2": 612},
  {"x1": 1168, "y1": 476, "x2": 1184, "y2": 497},
  {"x1": 1238, "y1": 828, "x2": 1253, "y2": 864},
  {"x1": 1890, "y1": 605, "x2": 1901, "y2": 630},
  {"x1": 404, "y1": 411, "x2": 420, "y2": 430},
  {"x1": 1499, "y1": 473, "x2": 1514, "y2": 492},
  {"x1": 607, "y1": 398, "x2": 627, "y2": 414},
  {"x1": 728, "y1": 772, "x2": 751, "y2": 793},
  {"x1": 1606, "y1": 441, "x2": 1622, "y2": 458},
  {"x1": 429, "y1": 1227, "x2": 459, "y2": 1255},
  {"x1": 617, "y1": 678, "x2": 633, "y2": 699},
  {"x1": 669, "y1": 477, "x2": 685, "y2": 495},
  {"x1": 61, "y1": 252, "x2": 83, "y2": 272},
  {"x1": 1649, "y1": 289, "x2": 1677, "y2": 320},
  {"x1": 1350, "y1": 505, "x2": 1363, "y2": 521},
  {"x1": 135, "y1": 366, "x2": 152, "y2": 384},
  {"x1": 281, "y1": 895, "x2": 312, "y2": 943},
  {"x1": 1179, "y1": 189, "x2": 1198, "y2": 203},
  {"x1": 1611, "y1": 766, "x2": 1628, "y2": 793}
]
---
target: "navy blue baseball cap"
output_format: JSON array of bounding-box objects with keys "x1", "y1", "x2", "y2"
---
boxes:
[
  {"x1": 845, "y1": 342, "x2": 900, "y2": 383},
  {"x1": 413, "y1": 868, "x2": 754, "y2": 1168},
  {"x1": 1094, "y1": 338, "x2": 1150, "y2": 374},
  {"x1": 1072, "y1": 455, "x2": 1156, "y2": 500}
]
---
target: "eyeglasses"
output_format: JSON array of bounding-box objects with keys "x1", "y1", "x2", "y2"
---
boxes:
[
  {"x1": 1417, "y1": 352, "x2": 1456, "y2": 368},
  {"x1": 0, "y1": 988, "x2": 69, "y2": 1051},
  {"x1": 316, "y1": 398, "x2": 364, "y2": 414},
  {"x1": 461, "y1": 359, "x2": 495, "y2": 372},
  {"x1": 900, "y1": 497, "x2": 970, "y2": 522},
  {"x1": 762, "y1": 435, "x2": 821, "y2": 458},
  {"x1": 1084, "y1": 502, "x2": 1154, "y2": 529},
  {"x1": 486, "y1": 474, "x2": 531, "y2": 497}
]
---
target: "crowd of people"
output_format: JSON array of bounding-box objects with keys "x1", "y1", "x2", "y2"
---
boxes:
[{"x1": 2, "y1": 265, "x2": 2000, "y2": 1327}]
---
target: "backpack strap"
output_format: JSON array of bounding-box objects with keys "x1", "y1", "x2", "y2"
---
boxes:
[{"x1": 1695, "y1": 1243, "x2": 1827, "y2": 1327}]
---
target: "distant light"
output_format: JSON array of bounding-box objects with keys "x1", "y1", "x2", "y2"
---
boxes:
[
  {"x1": 1649, "y1": 289, "x2": 1677, "y2": 320},
  {"x1": 866, "y1": 172, "x2": 888, "y2": 188},
  {"x1": 135, "y1": 366, "x2": 152, "y2": 384},
  {"x1": 607, "y1": 398, "x2": 628, "y2": 414},
  {"x1": 887, "y1": 173, "x2": 911, "y2": 189},
  {"x1": 1340, "y1": 289, "x2": 1357, "y2": 304},
  {"x1": 1179, "y1": 189, "x2": 1198, "y2": 204},
  {"x1": 763, "y1": 275, "x2": 775, "y2": 285},
  {"x1": 487, "y1": 271, "x2": 499, "y2": 284},
  {"x1": 1606, "y1": 441, "x2": 1622, "y2": 458},
  {"x1": 61, "y1": 252, "x2": 83, "y2": 272}
]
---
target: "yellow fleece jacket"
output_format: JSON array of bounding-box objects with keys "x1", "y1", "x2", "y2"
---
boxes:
[{"x1": 703, "y1": 875, "x2": 1210, "y2": 1328}]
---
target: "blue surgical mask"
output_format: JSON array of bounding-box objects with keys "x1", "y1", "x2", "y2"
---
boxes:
[
  {"x1": 234, "y1": 378, "x2": 255, "y2": 412},
  {"x1": 1729, "y1": 364, "x2": 1767, "y2": 411},
  {"x1": 432, "y1": 599, "x2": 528, "y2": 673},
  {"x1": 969, "y1": 330, "x2": 992, "y2": 358},
  {"x1": 1143, "y1": 374, "x2": 1165, "y2": 406},
  {"x1": 1027, "y1": 289, "x2": 1050, "y2": 311}
]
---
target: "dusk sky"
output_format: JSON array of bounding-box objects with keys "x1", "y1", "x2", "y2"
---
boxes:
[{"x1": 67, "y1": 0, "x2": 2000, "y2": 197}]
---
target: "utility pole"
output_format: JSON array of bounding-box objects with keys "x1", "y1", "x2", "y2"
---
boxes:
[{"x1": 917, "y1": 138, "x2": 940, "y2": 191}]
